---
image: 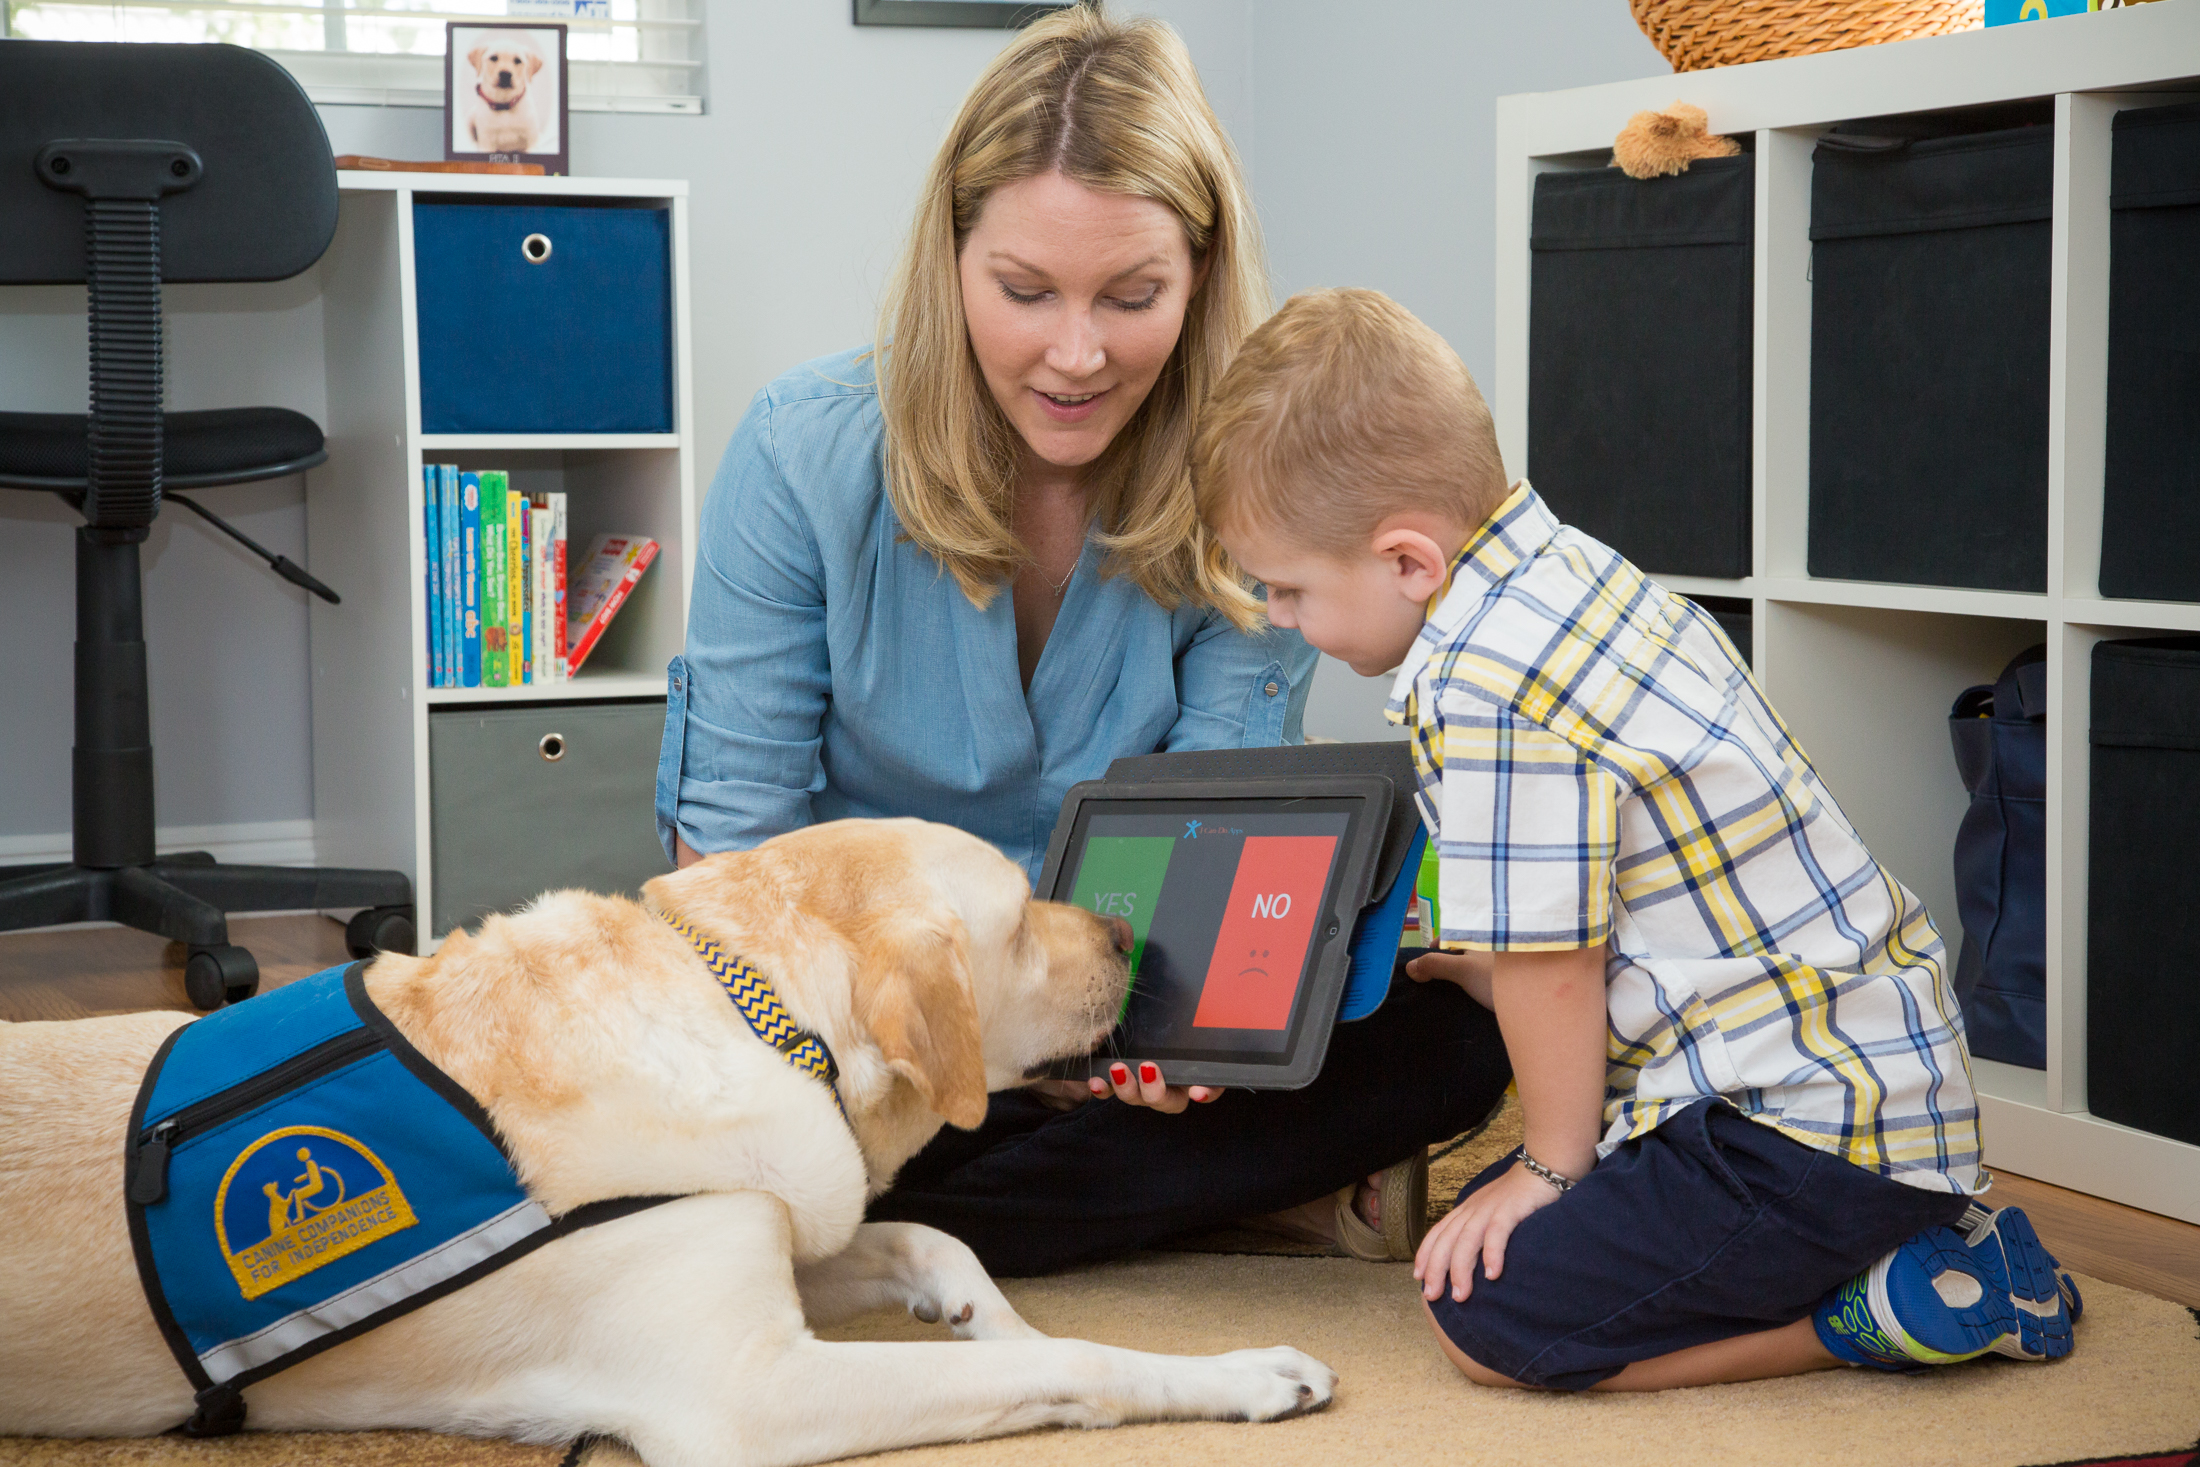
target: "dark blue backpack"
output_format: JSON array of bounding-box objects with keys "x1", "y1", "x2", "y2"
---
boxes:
[{"x1": 1948, "y1": 645, "x2": 2047, "y2": 1068}]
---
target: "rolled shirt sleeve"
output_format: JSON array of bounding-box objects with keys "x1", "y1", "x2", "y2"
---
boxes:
[
  {"x1": 1165, "y1": 605, "x2": 1317, "y2": 752},
  {"x1": 1434, "y1": 695, "x2": 1623, "y2": 952},
  {"x1": 655, "y1": 390, "x2": 831, "y2": 861}
]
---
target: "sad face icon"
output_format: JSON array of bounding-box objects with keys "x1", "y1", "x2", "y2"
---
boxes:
[{"x1": 1236, "y1": 947, "x2": 1272, "y2": 981}]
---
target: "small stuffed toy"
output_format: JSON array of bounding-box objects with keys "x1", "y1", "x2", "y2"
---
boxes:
[{"x1": 1612, "y1": 101, "x2": 1740, "y2": 180}]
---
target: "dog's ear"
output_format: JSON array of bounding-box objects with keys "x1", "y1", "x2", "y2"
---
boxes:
[
  {"x1": 854, "y1": 916, "x2": 987, "y2": 1130},
  {"x1": 466, "y1": 45, "x2": 487, "y2": 75},
  {"x1": 524, "y1": 50, "x2": 544, "y2": 78}
]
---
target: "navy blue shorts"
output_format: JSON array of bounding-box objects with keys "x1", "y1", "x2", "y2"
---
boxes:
[{"x1": 1426, "y1": 1099, "x2": 1972, "y2": 1390}]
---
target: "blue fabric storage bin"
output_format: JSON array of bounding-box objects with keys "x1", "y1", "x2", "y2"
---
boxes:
[{"x1": 414, "y1": 202, "x2": 672, "y2": 434}]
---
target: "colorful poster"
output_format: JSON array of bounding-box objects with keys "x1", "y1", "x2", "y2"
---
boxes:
[{"x1": 1192, "y1": 835, "x2": 1338, "y2": 1031}]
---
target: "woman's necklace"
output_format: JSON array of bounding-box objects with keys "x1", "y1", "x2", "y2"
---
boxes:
[{"x1": 1033, "y1": 557, "x2": 1075, "y2": 599}]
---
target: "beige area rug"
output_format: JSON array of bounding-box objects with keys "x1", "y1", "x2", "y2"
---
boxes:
[
  {"x1": 11, "y1": 1094, "x2": 2198, "y2": 1467},
  {"x1": 6, "y1": 1260, "x2": 2196, "y2": 1467},
  {"x1": 1161, "y1": 1088, "x2": 1524, "y2": 1257}
]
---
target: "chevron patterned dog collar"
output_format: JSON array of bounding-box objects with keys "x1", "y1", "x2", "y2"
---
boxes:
[{"x1": 663, "y1": 913, "x2": 849, "y2": 1126}]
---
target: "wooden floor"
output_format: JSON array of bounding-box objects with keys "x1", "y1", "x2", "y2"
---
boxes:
[
  {"x1": 8, "y1": 914, "x2": 2200, "y2": 1311},
  {"x1": 0, "y1": 911, "x2": 350, "y2": 1020}
]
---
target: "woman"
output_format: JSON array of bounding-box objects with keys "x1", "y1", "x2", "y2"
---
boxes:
[{"x1": 655, "y1": 4, "x2": 1510, "y2": 1275}]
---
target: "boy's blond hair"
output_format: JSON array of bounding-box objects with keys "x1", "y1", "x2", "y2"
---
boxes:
[{"x1": 1193, "y1": 288, "x2": 1509, "y2": 556}]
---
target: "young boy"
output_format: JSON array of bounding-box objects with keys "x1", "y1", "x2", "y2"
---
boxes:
[{"x1": 1191, "y1": 287, "x2": 2079, "y2": 1392}]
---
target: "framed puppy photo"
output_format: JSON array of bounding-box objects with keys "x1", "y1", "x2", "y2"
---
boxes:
[{"x1": 445, "y1": 22, "x2": 568, "y2": 176}]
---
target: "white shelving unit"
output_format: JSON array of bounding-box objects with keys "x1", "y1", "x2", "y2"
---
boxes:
[
  {"x1": 307, "y1": 171, "x2": 696, "y2": 941},
  {"x1": 1498, "y1": 6, "x2": 2200, "y2": 1224}
]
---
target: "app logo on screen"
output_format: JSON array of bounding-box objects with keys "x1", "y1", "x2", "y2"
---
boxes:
[{"x1": 1192, "y1": 835, "x2": 1337, "y2": 1031}]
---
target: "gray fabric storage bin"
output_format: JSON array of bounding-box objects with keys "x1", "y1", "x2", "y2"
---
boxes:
[{"x1": 429, "y1": 699, "x2": 670, "y2": 936}]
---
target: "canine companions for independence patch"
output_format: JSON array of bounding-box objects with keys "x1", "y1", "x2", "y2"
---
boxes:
[
  {"x1": 126, "y1": 963, "x2": 664, "y2": 1435},
  {"x1": 216, "y1": 1124, "x2": 419, "y2": 1300}
]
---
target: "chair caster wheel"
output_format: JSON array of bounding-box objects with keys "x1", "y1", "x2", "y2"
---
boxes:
[
  {"x1": 184, "y1": 945, "x2": 259, "y2": 1011},
  {"x1": 346, "y1": 905, "x2": 418, "y2": 960}
]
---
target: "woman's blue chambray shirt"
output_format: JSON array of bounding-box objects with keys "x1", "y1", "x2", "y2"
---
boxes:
[{"x1": 655, "y1": 349, "x2": 1318, "y2": 884}]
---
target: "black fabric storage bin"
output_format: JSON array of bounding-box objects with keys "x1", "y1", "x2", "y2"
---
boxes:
[
  {"x1": 1529, "y1": 157, "x2": 1753, "y2": 579},
  {"x1": 1808, "y1": 128, "x2": 2052, "y2": 592},
  {"x1": 2087, "y1": 637, "x2": 2200, "y2": 1146},
  {"x1": 2101, "y1": 103, "x2": 2200, "y2": 602}
]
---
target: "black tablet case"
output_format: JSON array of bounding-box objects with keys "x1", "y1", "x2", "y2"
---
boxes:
[{"x1": 1105, "y1": 738, "x2": 1426, "y2": 947}]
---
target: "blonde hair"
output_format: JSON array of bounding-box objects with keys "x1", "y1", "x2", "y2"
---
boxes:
[
  {"x1": 1193, "y1": 288, "x2": 1510, "y2": 556},
  {"x1": 876, "y1": 2, "x2": 1267, "y2": 627}
]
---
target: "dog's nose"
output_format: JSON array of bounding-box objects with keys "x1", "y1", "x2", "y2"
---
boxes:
[
  {"x1": 1102, "y1": 915, "x2": 1134, "y2": 953},
  {"x1": 497, "y1": 70, "x2": 513, "y2": 86}
]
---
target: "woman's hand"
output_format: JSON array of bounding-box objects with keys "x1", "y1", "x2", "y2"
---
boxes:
[
  {"x1": 1089, "y1": 1061, "x2": 1223, "y2": 1114},
  {"x1": 1414, "y1": 1161, "x2": 1561, "y2": 1303}
]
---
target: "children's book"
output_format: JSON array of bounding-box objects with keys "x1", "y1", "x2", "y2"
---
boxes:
[
  {"x1": 480, "y1": 470, "x2": 509, "y2": 687},
  {"x1": 548, "y1": 493, "x2": 568, "y2": 683},
  {"x1": 529, "y1": 497, "x2": 554, "y2": 686},
  {"x1": 423, "y1": 467, "x2": 443, "y2": 687},
  {"x1": 506, "y1": 485, "x2": 529, "y2": 685},
  {"x1": 517, "y1": 492, "x2": 533, "y2": 685},
  {"x1": 440, "y1": 465, "x2": 461, "y2": 690},
  {"x1": 564, "y1": 534, "x2": 660, "y2": 677},
  {"x1": 459, "y1": 472, "x2": 483, "y2": 688}
]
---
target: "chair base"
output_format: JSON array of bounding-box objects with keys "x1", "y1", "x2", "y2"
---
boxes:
[{"x1": 0, "y1": 855, "x2": 413, "y2": 1009}]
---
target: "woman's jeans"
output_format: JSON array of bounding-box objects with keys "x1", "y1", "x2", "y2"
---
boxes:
[{"x1": 867, "y1": 965, "x2": 1513, "y2": 1276}]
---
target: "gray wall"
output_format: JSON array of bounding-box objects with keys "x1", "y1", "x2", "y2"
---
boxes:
[
  {"x1": 1248, "y1": 1, "x2": 1666, "y2": 740},
  {"x1": 0, "y1": 2, "x2": 1664, "y2": 845}
]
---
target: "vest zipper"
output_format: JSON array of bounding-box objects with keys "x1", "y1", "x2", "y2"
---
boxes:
[{"x1": 130, "y1": 1027, "x2": 382, "y2": 1206}]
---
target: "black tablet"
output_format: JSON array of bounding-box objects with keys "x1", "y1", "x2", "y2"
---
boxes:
[{"x1": 1035, "y1": 775, "x2": 1392, "y2": 1090}]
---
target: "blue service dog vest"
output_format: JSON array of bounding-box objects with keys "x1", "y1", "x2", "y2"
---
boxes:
[{"x1": 125, "y1": 962, "x2": 666, "y2": 1436}]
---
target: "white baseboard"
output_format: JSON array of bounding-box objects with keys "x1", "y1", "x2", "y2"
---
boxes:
[{"x1": 0, "y1": 819, "x2": 318, "y2": 869}]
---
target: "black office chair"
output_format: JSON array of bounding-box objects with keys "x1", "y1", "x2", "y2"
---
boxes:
[{"x1": 0, "y1": 39, "x2": 415, "y2": 1009}]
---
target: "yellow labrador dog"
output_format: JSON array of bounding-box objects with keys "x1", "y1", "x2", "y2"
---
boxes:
[
  {"x1": 0, "y1": 818, "x2": 1333, "y2": 1464},
  {"x1": 462, "y1": 37, "x2": 546, "y2": 155}
]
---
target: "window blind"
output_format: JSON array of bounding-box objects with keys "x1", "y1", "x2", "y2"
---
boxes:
[{"x1": 1, "y1": 0, "x2": 704, "y2": 114}]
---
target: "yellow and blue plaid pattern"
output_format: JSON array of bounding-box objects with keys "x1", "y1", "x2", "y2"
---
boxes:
[
  {"x1": 665, "y1": 913, "x2": 849, "y2": 1126},
  {"x1": 1387, "y1": 483, "x2": 1980, "y2": 1195}
]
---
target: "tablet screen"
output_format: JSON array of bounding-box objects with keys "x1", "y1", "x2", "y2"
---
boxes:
[{"x1": 1055, "y1": 797, "x2": 1362, "y2": 1063}]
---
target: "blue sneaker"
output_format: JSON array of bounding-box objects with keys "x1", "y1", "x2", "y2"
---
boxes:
[
  {"x1": 1962, "y1": 1203, "x2": 2080, "y2": 1360},
  {"x1": 1813, "y1": 1205, "x2": 2077, "y2": 1370}
]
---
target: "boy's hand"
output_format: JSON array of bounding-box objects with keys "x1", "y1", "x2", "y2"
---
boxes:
[
  {"x1": 1405, "y1": 949, "x2": 1493, "y2": 1009},
  {"x1": 1414, "y1": 1160, "x2": 1561, "y2": 1303},
  {"x1": 1025, "y1": 1077, "x2": 1095, "y2": 1112}
]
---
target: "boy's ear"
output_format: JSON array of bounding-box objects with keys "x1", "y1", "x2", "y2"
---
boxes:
[{"x1": 1370, "y1": 524, "x2": 1453, "y2": 603}]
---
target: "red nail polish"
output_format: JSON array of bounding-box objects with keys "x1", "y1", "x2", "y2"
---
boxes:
[
  {"x1": 1109, "y1": 1063, "x2": 1130, "y2": 1084},
  {"x1": 1139, "y1": 1063, "x2": 1159, "y2": 1085}
]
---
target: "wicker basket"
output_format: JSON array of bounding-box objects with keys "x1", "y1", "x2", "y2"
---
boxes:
[{"x1": 1629, "y1": 0, "x2": 1983, "y2": 72}]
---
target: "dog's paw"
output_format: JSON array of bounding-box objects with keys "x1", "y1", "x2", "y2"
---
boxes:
[
  {"x1": 908, "y1": 1294, "x2": 1046, "y2": 1341},
  {"x1": 1205, "y1": 1346, "x2": 1337, "y2": 1422}
]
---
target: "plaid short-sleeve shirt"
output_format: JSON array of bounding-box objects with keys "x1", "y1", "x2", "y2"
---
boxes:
[{"x1": 1388, "y1": 484, "x2": 1981, "y2": 1195}]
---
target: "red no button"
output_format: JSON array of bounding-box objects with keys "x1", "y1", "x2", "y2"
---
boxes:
[{"x1": 1192, "y1": 835, "x2": 1338, "y2": 1030}]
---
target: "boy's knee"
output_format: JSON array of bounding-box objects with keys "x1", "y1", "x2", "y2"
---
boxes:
[{"x1": 1421, "y1": 1299, "x2": 1530, "y2": 1389}]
